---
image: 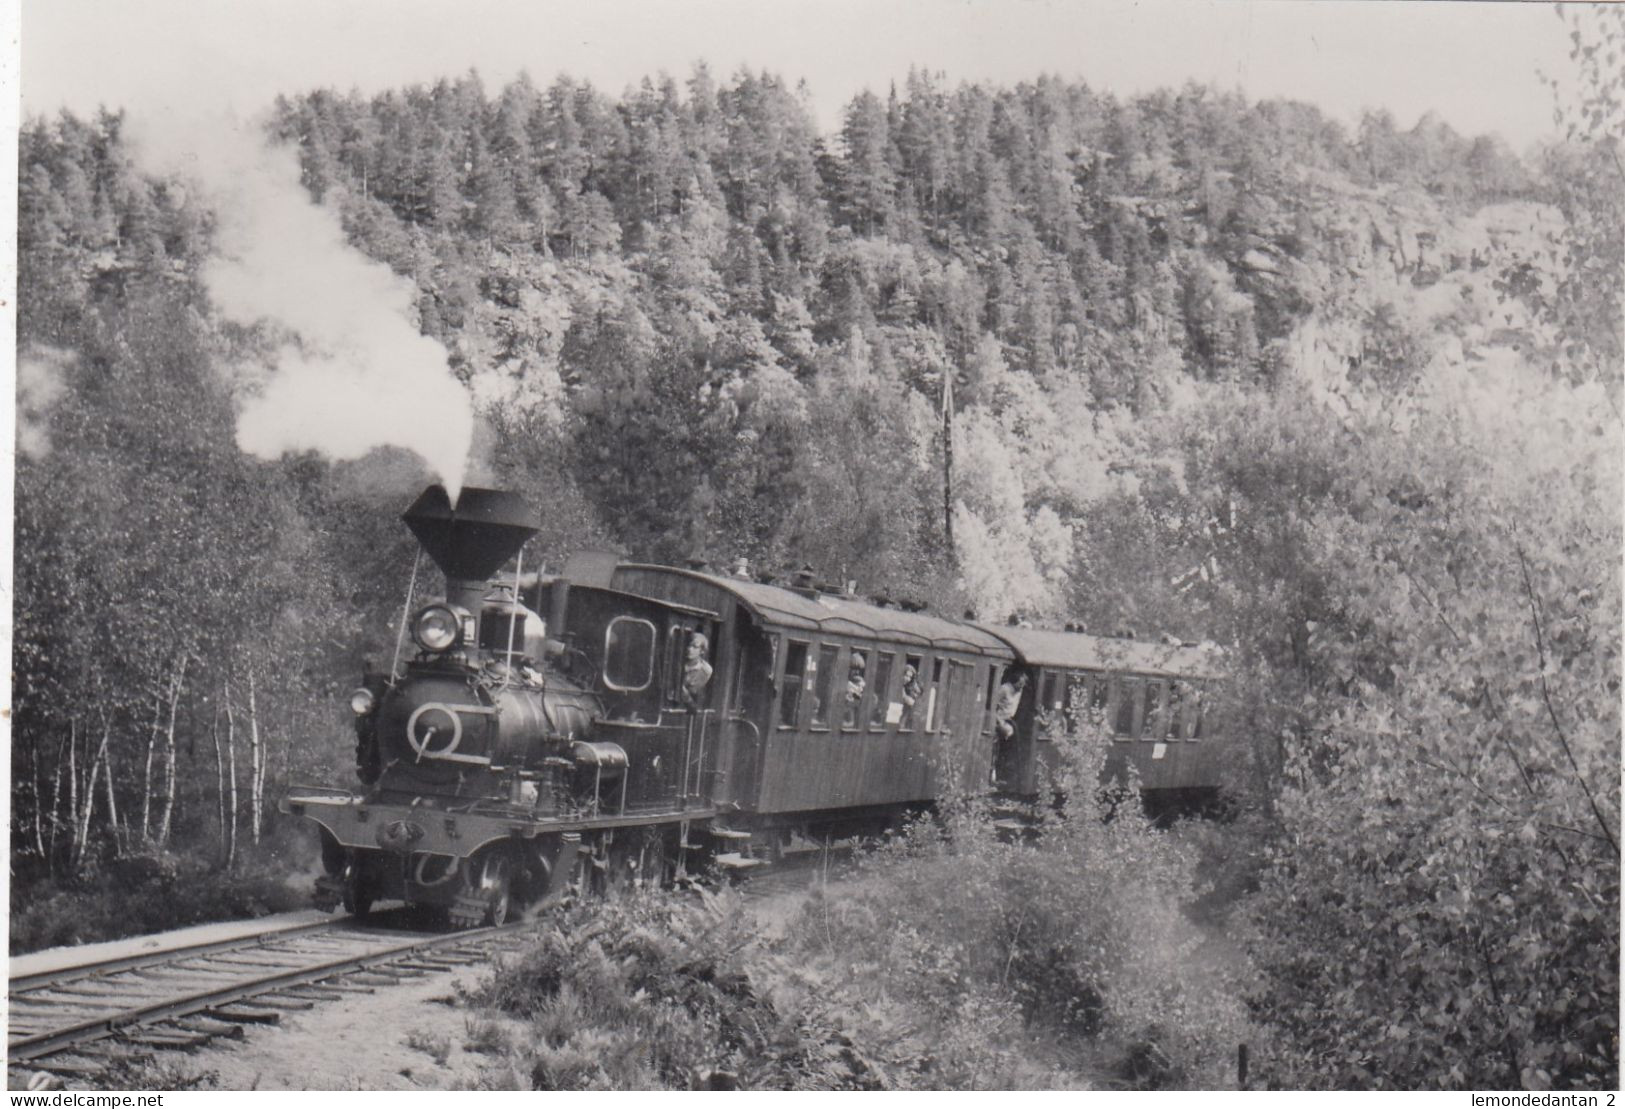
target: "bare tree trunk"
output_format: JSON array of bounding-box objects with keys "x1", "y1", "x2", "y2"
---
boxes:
[
  {"x1": 31, "y1": 733, "x2": 46, "y2": 860},
  {"x1": 157, "y1": 657, "x2": 189, "y2": 847},
  {"x1": 248, "y1": 669, "x2": 264, "y2": 845},
  {"x1": 67, "y1": 719, "x2": 79, "y2": 844},
  {"x1": 48, "y1": 740, "x2": 65, "y2": 874},
  {"x1": 224, "y1": 682, "x2": 239, "y2": 870},
  {"x1": 141, "y1": 690, "x2": 160, "y2": 841},
  {"x1": 942, "y1": 367, "x2": 955, "y2": 560},
  {"x1": 73, "y1": 723, "x2": 110, "y2": 871},
  {"x1": 211, "y1": 706, "x2": 226, "y2": 851},
  {"x1": 101, "y1": 708, "x2": 122, "y2": 856}
]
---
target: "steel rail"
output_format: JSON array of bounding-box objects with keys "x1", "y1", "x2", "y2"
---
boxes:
[
  {"x1": 8, "y1": 921, "x2": 526, "y2": 1063},
  {"x1": 9, "y1": 920, "x2": 346, "y2": 994}
]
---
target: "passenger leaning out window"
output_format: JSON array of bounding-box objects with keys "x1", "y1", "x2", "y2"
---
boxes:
[{"x1": 680, "y1": 633, "x2": 713, "y2": 708}]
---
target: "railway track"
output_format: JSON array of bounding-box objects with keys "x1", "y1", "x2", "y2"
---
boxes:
[
  {"x1": 6, "y1": 914, "x2": 529, "y2": 1083},
  {"x1": 7, "y1": 852, "x2": 855, "y2": 1088}
]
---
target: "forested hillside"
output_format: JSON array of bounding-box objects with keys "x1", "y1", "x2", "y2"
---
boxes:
[{"x1": 14, "y1": 9, "x2": 1621, "y2": 1088}]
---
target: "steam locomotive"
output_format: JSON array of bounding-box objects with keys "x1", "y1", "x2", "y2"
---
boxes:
[{"x1": 281, "y1": 485, "x2": 1225, "y2": 926}]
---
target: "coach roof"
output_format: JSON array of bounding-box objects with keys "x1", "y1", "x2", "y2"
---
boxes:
[
  {"x1": 981, "y1": 623, "x2": 1223, "y2": 680},
  {"x1": 611, "y1": 564, "x2": 1014, "y2": 657}
]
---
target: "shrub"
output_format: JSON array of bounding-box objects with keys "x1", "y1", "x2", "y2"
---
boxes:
[
  {"x1": 9, "y1": 842, "x2": 308, "y2": 954},
  {"x1": 781, "y1": 724, "x2": 1262, "y2": 1089},
  {"x1": 466, "y1": 886, "x2": 913, "y2": 1090}
]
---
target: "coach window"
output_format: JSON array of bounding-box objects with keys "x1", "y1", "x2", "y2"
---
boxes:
[
  {"x1": 1141, "y1": 680, "x2": 1163, "y2": 739},
  {"x1": 1185, "y1": 684, "x2": 1206, "y2": 740},
  {"x1": 605, "y1": 616, "x2": 656, "y2": 691},
  {"x1": 778, "y1": 639, "x2": 809, "y2": 728},
  {"x1": 1089, "y1": 676, "x2": 1111, "y2": 719},
  {"x1": 868, "y1": 652, "x2": 895, "y2": 730},
  {"x1": 810, "y1": 644, "x2": 840, "y2": 729},
  {"x1": 1040, "y1": 672, "x2": 1060, "y2": 713},
  {"x1": 939, "y1": 661, "x2": 960, "y2": 734},
  {"x1": 981, "y1": 667, "x2": 998, "y2": 734},
  {"x1": 1062, "y1": 673, "x2": 1086, "y2": 732},
  {"x1": 841, "y1": 649, "x2": 868, "y2": 731},
  {"x1": 1165, "y1": 682, "x2": 1186, "y2": 740},
  {"x1": 899, "y1": 653, "x2": 924, "y2": 731},
  {"x1": 924, "y1": 658, "x2": 945, "y2": 732},
  {"x1": 1113, "y1": 678, "x2": 1141, "y2": 738}
]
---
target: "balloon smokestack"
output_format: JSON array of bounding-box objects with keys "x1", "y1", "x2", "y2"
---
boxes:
[{"x1": 402, "y1": 486, "x2": 540, "y2": 605}]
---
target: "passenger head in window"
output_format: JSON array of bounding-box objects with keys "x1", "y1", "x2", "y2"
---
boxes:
[
  {"x1": 899, "y1": 662, "x2": 923, "y2": 727},
  {"x1": 846, "y1": 652, "x2": 867, "y2": 703},
  {"x1": 680, "y1": 633, "x2": 713, "y2": 707},
  {"x1": 843, "y1": 652, "x2": 867, "y2": 726}
]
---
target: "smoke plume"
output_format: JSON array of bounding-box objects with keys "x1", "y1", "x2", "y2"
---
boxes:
[
  {"x1": 17, "y1": 346, "x2": 73, "y2": 459},
  {"x1": 128, "y1": 109, "x2": 473, "y2": 498}
]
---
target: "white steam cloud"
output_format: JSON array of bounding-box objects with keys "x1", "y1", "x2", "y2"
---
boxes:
[
  {"x1": 128, "y1": 109, "x2": 473, "y2": 498},
  {"x1": 17, "y1": 346, "x2": 74, "y2": 459}
]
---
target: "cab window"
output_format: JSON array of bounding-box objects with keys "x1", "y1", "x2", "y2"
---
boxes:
[
  {"x1": 663, "y1": 626, "x2": 702, "y2": 705},
  {"x1": 605, "y1": 617, "x2": 656, "y2": 691}
]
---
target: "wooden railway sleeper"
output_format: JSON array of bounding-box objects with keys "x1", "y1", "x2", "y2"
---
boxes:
[
  {"x1": 243, "y1": 995, "x2": 317, "y2": 1011},
  {"x1": 172, "y1": 1017, "x2": 247, "y2": 1040},
  {"x1": 120, "y1": 1029, "x2": 213, "y2": 1049},
  {"x1": 204, "y1": 1007, "x2": 282, "y2": 1025},
  {"x1": 310, "y1": 979, "x2": 376, "y2": 993},
  {"x1": 7, "y1": 995, "x2": 129, "y2": 1011},
  {"x1": 278, "y1": 985, "x2": 351, "y2": 999}
]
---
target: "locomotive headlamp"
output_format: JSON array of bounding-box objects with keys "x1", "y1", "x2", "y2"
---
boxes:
[
  {"x1": 412, "y1": 604, "x2": 465, "y2": 652},
  {"x1": 349, "y1": 687, "x2": 376, "y2": 716}
]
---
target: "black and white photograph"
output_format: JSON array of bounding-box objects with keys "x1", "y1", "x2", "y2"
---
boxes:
[{"x1": 5, "y1": 0, "x2": 1620, "y2": 1095}]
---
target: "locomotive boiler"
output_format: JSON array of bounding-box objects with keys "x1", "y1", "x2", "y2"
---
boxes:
[{"x1": 285, "y1": 486, "x2": 638, "y2": 926}]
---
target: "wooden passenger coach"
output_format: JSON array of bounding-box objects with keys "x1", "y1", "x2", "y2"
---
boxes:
[
  {"x1": 601, "y1": 563, "x2": 1015, "y2": 833},
  {"x1": 982, "y1": 624, "x2": 1226, "y2": 797},
  {"x1": 541, "y1": 553, "x2": 1229, "y2": 850}
]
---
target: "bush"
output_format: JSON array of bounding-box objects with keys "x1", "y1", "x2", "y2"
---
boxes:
[
  {"x1": 1231, "y1": 373, "x2": 1621, "y2": 1090},
  {"x1": 781, "y1": 727, "x2": 1262, "y2": 1089},
  {"x1": 9, "y1": 842, "x2": 308, "y2": 954},
  {"x1": 465, "y1": 887, "x2": 910, "y2": 1089}
]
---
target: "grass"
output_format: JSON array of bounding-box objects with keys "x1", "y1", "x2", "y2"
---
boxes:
[
  {"x1": 405, "y1": 1029, "x2": 454, "y2": 1067},
  {"x1": 462, "y1": 1016, "x2": 510, "y2": 1055}
]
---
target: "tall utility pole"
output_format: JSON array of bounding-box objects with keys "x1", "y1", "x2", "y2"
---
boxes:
[{"x1": 941, "y1": 366, "x2": 954, "y2": 559}]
